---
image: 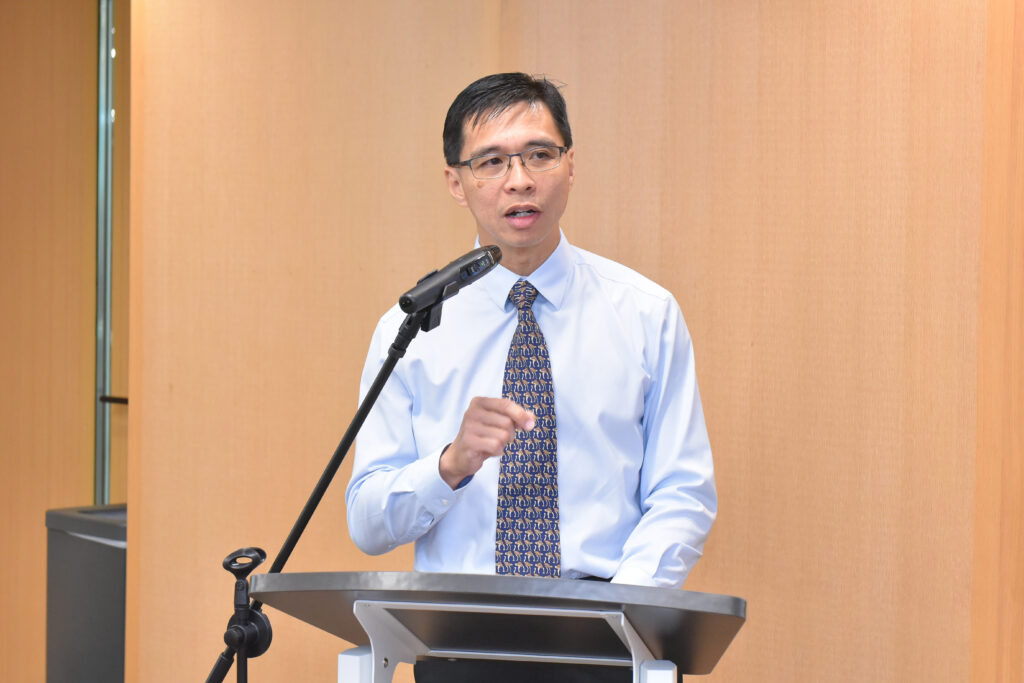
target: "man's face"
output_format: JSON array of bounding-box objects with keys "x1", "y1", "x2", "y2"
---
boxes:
[{"x1": 444, "y1": 101, "x2": 574, "y2": 274}]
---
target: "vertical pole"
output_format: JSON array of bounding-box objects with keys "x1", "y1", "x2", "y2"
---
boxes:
[{"x1": 94, "y1": 0, "x2": 115, "y2": 505}]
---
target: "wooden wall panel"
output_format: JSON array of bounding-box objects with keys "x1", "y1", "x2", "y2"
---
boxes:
[
  {"x1": 500, "y1": 2, "x2": 983, "y2": 679},
  {"x1": 128, "y1": 1, "x2": 500, "y2": 681},
  {"x1": 128, "y1": 1, "x2": 1021, "y2": 682},
  {"x1": 972, "y1": 0, "x2": 1024, "y2": 680},
  {"x1": 0, "y1": 1, "x2": 98, "y2": 680}
]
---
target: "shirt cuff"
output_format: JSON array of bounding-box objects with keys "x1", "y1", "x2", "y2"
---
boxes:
[
  {"x1": 409, "y1": 444, "x2": 468, "y2": 517},
  {"x1": 610, "y1": 566, "x2": 659, "y2": 588}
]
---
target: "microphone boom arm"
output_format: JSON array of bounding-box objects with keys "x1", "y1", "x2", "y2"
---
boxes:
[
  {"x1": 205, "y1": 306, "x2": 432, "y2": 683},
  {"x1": 205, "y1": 245, "x2": 500, "y2": 682}
]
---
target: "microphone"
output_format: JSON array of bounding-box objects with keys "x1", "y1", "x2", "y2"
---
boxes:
[{"x1": 399, "y1": 245, "x2": 503, "y2": 314}]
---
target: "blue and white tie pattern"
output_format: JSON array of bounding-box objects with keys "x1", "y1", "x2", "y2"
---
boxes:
[{"x1": 495, "y1": 279, "x2": 561, "y2": 577}]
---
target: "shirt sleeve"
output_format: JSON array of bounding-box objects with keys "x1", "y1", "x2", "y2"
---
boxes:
[
  {"x1": 344, "y1": 313, "x2": 466, "y2": 555},
  {"x1": 611, "y1": 298, "x2": 717, "y2": 588}
]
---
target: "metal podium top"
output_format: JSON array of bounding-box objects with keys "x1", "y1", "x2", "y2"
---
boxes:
[{"x1": 250, "y1": 571, "x2": 745, "y2": 675}]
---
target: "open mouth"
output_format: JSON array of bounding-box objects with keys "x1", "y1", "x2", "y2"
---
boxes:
[{"x1": 506, "y1": 209, "x2": 538, "y2": 218}]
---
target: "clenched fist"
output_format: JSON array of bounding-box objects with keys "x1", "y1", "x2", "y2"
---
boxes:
[{"x1": 439, "y1": 397, "x2": 535, "y2": 488}]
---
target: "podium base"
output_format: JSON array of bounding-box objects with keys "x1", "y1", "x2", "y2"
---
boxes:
[
  {"x1": 337, "y1": 597, "x2": 679, "y2": 683},
  {"x1": 339, "y1": 647, "x2": 676, "y2": 683}
]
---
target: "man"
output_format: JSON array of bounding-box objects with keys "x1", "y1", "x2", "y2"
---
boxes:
[{"x1": 346, "y1": 73, "x2": 716, "y2": 682}]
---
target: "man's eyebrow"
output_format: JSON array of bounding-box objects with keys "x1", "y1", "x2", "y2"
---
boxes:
[{"x1": 466, "y1": 138, "x2": 561, "y2": 159}]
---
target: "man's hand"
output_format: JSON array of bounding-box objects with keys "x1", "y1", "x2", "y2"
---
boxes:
[{"x1": 440, "y1": 397, "x2": 535, "y2": 489}]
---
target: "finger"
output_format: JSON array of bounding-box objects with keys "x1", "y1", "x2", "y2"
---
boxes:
[
  {"x1": 499, "y1": 399, "x2": 535, "y2": 431},
  {"x1": 467, "y1": 397, "x2": 530, "y2": 430},
  {"x1": 465, "y1": 421, "x2": 516, "y2": 450},
  {"x1": 477, "y1": 397, "x2": 532, "y2": 429},
  {"x1": 469, "y1": 405, "x2": 517, "y2": 431}
]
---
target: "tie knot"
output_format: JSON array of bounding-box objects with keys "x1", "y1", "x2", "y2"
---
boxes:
[{"x1": 509, "y1": 280, "x2": 539, "y2": 312}]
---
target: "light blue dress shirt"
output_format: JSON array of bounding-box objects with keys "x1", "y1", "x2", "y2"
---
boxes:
[{"x1": 346, "y1": 233, "x2": 716, "y2": 588}]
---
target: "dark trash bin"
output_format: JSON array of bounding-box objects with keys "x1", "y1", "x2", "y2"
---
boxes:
[{"x1": 45, "y1": 504, "x2": 126, "y2": 683}]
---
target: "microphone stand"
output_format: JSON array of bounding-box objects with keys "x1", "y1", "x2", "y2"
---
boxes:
[{"x1": 205, "y1": 303, "x2": 440, "y2": 683}]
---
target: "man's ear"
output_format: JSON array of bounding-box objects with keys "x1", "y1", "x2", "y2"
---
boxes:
[
  {"x1": 444, "y1": 165, "x2": 468, "y2": 207},
  {"x1": 566, "y1": 147, "x2": 575, "y2": 188}
]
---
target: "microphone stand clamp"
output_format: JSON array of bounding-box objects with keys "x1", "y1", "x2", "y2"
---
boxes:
[{"x1": 211, "y1": 548, "x2": 273, "y2": 683}]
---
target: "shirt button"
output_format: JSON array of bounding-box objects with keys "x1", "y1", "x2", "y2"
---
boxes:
[{"x1": 441, "y1": 499, "x2": 450, "y2": 506}]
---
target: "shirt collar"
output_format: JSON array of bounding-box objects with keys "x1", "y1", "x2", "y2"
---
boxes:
[{"x1": 476, "y1": 230, "x2": 574, "y2": 311}]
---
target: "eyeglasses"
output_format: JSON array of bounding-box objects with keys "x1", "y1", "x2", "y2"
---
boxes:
[{"x1": 456, "y1": 145, "x2": 568, "y2": 180}]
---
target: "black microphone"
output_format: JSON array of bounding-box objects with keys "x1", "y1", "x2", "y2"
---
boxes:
[{"x1": 399, "y1": 245, "x2": 503, "y2": 314}]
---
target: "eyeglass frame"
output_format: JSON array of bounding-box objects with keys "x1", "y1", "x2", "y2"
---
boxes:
[{"x1": 454, "y1": 145, "x2": 570, "y2": 180}]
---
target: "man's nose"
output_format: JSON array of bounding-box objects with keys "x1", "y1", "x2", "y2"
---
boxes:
[{"x1": 504, "y1": 155, "x2": 535, "y2": 190}]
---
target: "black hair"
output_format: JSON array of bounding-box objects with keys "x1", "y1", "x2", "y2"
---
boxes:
[{"x1": 442, "y1": 72, "x2": 573, "y2": 166}]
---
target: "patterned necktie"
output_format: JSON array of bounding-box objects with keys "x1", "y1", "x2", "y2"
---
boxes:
[{"x1": 495, "y1": 279, "x2": 561, "y2": 577}]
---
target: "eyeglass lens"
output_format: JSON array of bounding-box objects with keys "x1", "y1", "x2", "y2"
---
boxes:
[{"x1": 469, "y1": 146, "x2": 563, "y2": 179}]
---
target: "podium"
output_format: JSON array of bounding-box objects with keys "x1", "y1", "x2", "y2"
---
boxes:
[{"x1": 250, "y1": 572, "x2": 745, "y2": 682}]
